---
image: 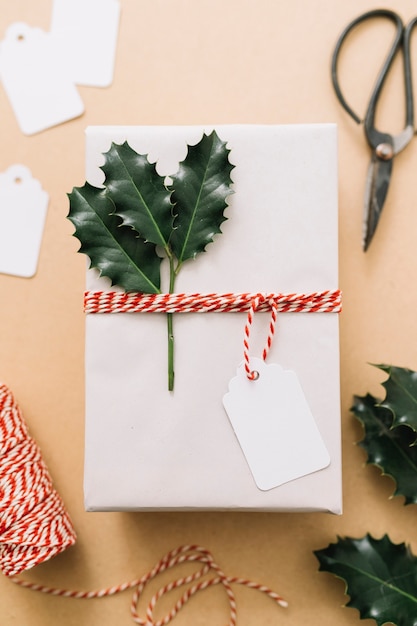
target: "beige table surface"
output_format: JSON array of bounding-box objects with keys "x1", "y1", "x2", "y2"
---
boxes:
[{"x1": 1, "y1": 1, "x2": 417, "y2": 624}]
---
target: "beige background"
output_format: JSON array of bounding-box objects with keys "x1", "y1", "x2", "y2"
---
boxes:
[{"x1": 1, "y1": 1, "x2": 417, "y2": 624}]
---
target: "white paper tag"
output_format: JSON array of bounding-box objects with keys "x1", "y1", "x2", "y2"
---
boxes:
[
  {"x1": 223, "y1": 358, "x2": 330, "y2": 490},
  {"x1": 0, "y1": 165, "x2": 49, "y2": 277},
  {"x1": 0, "y1": 23, "x2": 84, "y2": 135},
  {"x1": 50, "y1": 0, "x2": 121, "y2": 87}
]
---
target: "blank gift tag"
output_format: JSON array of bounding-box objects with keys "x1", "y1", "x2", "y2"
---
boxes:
[
  {"x1": 50, "y1": 0, "x2": 121, "y2": 87},
  {"x1": 223, "y1": 358, "x2": 330, "y2": 490},
  {"x1": 0, "y1": 165, "x2": 48, "y2": 277},
  {"x1": 0, "y1": 23, "x2": 84, "y2": 135}
]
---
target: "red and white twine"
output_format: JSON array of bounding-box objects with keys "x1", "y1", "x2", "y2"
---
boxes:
[
  {"x1": 1, "y1": 382, "x2": 287, "y2": 623},
  {"x1": 13, "y1": 544, "x2": 288, "y2": 625},
  {"x1": 0, "y1": 382, "x2": 76, "y2": 577},
  {"x1": 85, "y1": 289, "x2": 342, "y2": 380},
  {"x1": 243, "y1": 294, "x2": 278, "y2": 380},
  {"x1": 84, "y1": 289, "x2": 342, "y2": 315}
]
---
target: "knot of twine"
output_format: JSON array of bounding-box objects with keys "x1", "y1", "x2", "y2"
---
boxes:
[
  {"x1": 0, "y1": 383, "x2": 76, "y2": 577},
  {"x1": 85, "y1": 289, "x2": 342, "y2": 380},
  {"x1": 13, "y1": 544, "x2": 288, "y2": 624}
]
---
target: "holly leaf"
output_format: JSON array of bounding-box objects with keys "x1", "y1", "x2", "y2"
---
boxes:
[
  {"x1": 315, "y1": 534, "x2": 417, "y2": 626},
  {"x1": 376, "y1": 364, "x2": 417, "y2": 437},
  {"x1": 169, "y1": 130, "x2": 234, "y2": 264},
  {"x1": 101, "y1": 141, "x2": 174, "y2": 248},
  {"x1": 68, "y1": 183, "x2": 161, "y2": 293},
  {"x1": 352, "y1": 393, "x2": 417, "y2": 505}
]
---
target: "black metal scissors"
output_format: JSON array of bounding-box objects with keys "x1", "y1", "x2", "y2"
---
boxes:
[{"x1": 331, "y1": 9, "x2": 417, "y2": 251}]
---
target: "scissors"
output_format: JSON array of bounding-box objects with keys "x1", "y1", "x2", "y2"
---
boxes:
[{"x1": 331, "y1": 9, "x2": 417, "y2": 251}]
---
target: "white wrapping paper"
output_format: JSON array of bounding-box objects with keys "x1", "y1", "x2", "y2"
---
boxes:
[{"x1": 83, "y1": 124, "x2": 342, "y2": 513}]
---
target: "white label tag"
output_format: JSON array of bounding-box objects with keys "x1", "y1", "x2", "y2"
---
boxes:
[
  {"x1": 0, "y1": 23, "x2": 84, "y2": 135},
  {"x1": 223, "y1": 358, "x2": 330, "y2": 490},
  {"x1": 50, "y1": 0, "x2": 121, "y2": 87},
  {"x1": 0, "y1": 165, "x2": 49, "y2": 277}
]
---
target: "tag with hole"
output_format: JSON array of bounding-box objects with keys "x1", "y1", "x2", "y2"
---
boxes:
[
  {"x1": 0, "y1": 165, "x2": 49, "y2": 277},
  {"x1": 223, "y1": 358, "x2": 330, "y2": 490},
  {"x1": 50, "y1": 0, "x2": 121, "y2": 87},
  {"x1": 0, "y1": 23, "x2": 84, "y2": 135}
]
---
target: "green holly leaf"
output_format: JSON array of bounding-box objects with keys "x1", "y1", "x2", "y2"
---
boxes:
[
  {"x1": 101, "y1": 141, "x2": 174, "y2": 248},
  {"x1": 68, "y1": 183, "x2": 161, "y2": 293},
  {"x1": 352, "y1": 393, "x2": 417, "y2": 505},
  {"x1": 169, "y1": 130, "x2": 234, "y2": 264},
  {"x1": 315, "y1": 534, "x2": 417, "y2": 626},
  {"x1": 376, "y1": 364, "x2": 417, "y2": 436}
]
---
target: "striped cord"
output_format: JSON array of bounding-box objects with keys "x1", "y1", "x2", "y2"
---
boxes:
[
  {"x1": 12, "y1": 545, "x2": 287, "y2": 625},
  {"x1": 84, "y1": 289, "x2": 342, "y2": 315},
  {"x1": 243, "y1": 294, "x2": 278, "y2": 380}
]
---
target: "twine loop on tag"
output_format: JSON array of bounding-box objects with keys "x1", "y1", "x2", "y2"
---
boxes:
[{"x1": 243, "y1": 294, "x2": 278, "y2": 380}]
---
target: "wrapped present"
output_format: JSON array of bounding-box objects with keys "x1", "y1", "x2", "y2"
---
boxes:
[{"x1": 79, "y1": 124, "x2": 341, "y2": 513}]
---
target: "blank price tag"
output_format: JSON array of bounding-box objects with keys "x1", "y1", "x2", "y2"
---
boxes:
[
  {"x1": 223, "y1": 358, "x2": 330, "y2": 490},
  {"x1": 0, "y1": 165, "x2": 49, "y2": 277},
  {"x1": 0, "y1": 23, "x2": 84, "y2": 135},
  {"x1": 50, "y1": 0, "x2": 121, "y2": 87}
]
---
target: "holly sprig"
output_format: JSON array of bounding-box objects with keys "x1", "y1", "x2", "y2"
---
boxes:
[
  {"x1": 68, "y1": 131, "x2": 234, "y2": 390},
  {"x1": 315, "y1": 534, "x2": 417, "y2": 626},
  {"x1": 315, "y1": 364, "x2": 417, "y2": 625}
]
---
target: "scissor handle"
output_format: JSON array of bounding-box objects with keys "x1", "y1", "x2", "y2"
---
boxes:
[
  {"x1": 331, "y1": 9, "x2": 406, "y2": 136},
  {"x1": 403, "y1": 17, "x2": 417, "y2": 128}
]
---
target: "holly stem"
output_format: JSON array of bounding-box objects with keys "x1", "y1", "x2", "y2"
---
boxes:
[
  {"x1": 167, "y1": 253, "x2": 177, "y2": 391},
  {"x1": 167, "y1": 312, "x2": 174, "y2": 391}
]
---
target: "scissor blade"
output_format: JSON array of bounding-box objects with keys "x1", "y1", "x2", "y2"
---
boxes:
[{"x1": 363, "y1": 153, "x2": 393, "y2": 251}]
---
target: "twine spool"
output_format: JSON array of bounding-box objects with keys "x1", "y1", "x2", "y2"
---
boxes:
[{"x1": 0, "y1": 382, "x2": 76, "y2": 577}]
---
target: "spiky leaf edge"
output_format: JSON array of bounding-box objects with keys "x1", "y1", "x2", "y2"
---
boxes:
[
  {"x1": 68, "y1": 182, "x2": 162, "y2": 294},
  {"x1": 352, "y1": 393, "x2": 417, "y2": 505},
  {"x1": 169, "y1": 130, "x2": 235, "y2": 264},
  {"x1": 101, "y1": 141, "x2": 175, "y2": 249},
  {"x1": 315, "y1": 534, "x2": 417, "y2": 626}
]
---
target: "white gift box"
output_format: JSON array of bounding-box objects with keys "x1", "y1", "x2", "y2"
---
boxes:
[{"x1": 83, "y1": 124, "x2": 342, "y2": 513}]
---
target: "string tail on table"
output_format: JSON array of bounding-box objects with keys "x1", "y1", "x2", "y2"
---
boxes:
[{"x1": 11, "y1": 545, "x2": 288, "y2": 625}]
